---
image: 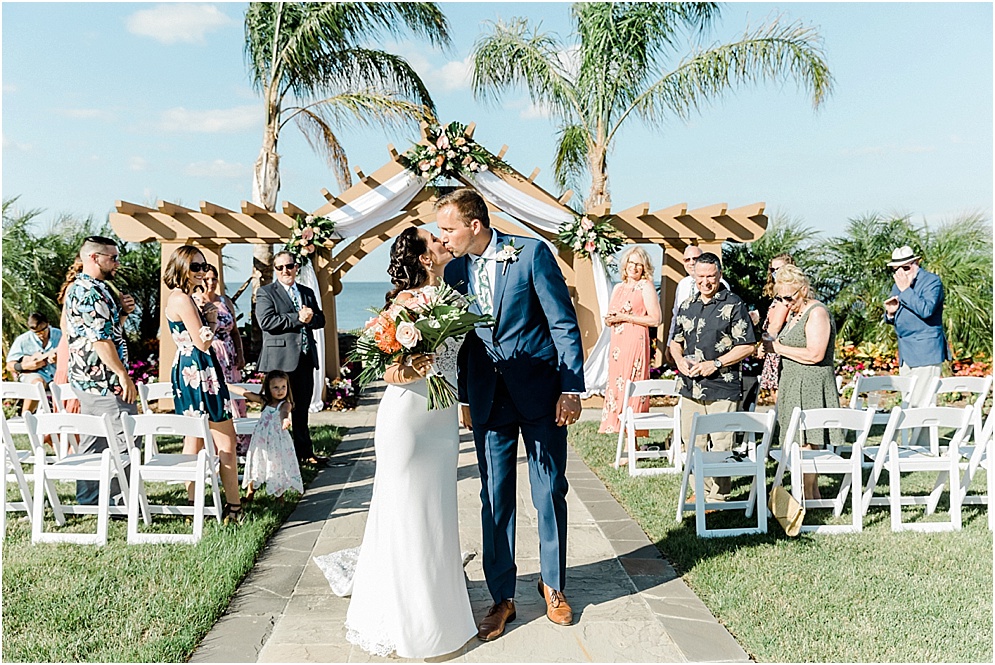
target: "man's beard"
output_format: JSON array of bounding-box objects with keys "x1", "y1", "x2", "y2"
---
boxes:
[{"x1": 99, "y1": 267, "x2": 116, "y2": 281}]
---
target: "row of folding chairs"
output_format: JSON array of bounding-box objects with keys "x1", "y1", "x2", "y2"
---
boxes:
[
  {"x1": 1, "y1": 379, "x2": 262, "y2": 462},
  {"x1": 670, "y1": 404, "x2": 990, "y2": 538},
  {"x1": 2, "y1": 409, "x2": 227, "y2": 545},
  {"x1": 612, "y1": 374, "x2": 992, "y2": 477}
]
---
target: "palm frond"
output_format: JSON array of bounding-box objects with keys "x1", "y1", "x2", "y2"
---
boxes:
[
  {"x1": 630, "y1": 16, "x2": 833, "y2": 129},
  {"x1": 471, "y1": 19, "x2": 581, "y2": 122},
  {"x1": 552, "y1": 123, "x2": 590, "y2": 195},
  {"x1": 291, "y1": 109, "x2": 352, "y2": 192}
]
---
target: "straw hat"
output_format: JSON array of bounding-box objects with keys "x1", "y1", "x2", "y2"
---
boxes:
[{"x1": 887, "y1": 245, "x2": 920, "y2": 268}]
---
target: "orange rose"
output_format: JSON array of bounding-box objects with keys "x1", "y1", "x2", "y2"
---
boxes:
[{"x1": 374, "y1": 317, "x2": 402, "y2": 354}]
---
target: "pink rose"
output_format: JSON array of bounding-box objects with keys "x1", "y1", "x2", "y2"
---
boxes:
[
  {"x1": 301, "y1": 227, "x2": 315, "y2": 241},
  {"x1": 585, "y1": 240, "x2": 596, "y2": 253},
  {"x1": 580, "y1": 217, "x2": 594, "y2": 231},
  {"x1": 436, "y1": 133, "x2": 450, "y2": 150}
]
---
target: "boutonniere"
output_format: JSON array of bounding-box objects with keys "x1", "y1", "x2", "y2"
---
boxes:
[{"x1": 494, "y1": 240, "x2": 523, "y2": 275}]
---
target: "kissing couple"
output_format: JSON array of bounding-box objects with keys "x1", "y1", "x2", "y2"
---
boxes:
[{"x1": 317, "y1": 188, "x2": 586, "y2": 658}]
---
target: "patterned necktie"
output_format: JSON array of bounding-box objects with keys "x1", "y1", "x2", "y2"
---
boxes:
[
  {"x1": 290, "y1": 286, "x2": 309, "y2": 350},
  {"x1": 474, "y1": 256, "x2": 493, "y2": 316}
]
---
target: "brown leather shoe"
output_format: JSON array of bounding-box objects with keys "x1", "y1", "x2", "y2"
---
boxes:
[
  {"x1": 537, "y1": 578, "x2": 573, "y2": 626},
  {"x1": 477, "y1": 599, "x2": 516, "y2": 641}
]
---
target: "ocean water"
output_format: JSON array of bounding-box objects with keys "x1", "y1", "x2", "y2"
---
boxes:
[{"x1": 330, "y1": 282, "x2": 394, "y2": 331}]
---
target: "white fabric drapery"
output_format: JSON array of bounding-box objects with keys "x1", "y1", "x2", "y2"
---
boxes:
[
  {"x1": 296, "y1": 260, "x2": 327, "y2": 412},
  {"x1": 278, "y1": 166, "x2": 614, "y2": 402}
]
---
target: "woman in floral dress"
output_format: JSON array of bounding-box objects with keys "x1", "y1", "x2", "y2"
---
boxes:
[
  {"x1": 201, "y1": 264, "x2": 250, "y2": 455},
  {"x1": 164, "y1": 245, "x2": 243, "y2": 523},
  {"x1": 599, "y1": 246, "x2": 662, "y2": 435}
]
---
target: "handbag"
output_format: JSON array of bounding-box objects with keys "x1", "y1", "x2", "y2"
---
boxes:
[{"x1": 768, "y1": 485, "x2": 805, "y2": 537}]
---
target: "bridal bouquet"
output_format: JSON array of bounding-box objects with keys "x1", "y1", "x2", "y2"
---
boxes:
[{"x1": 350, "y1": 282, "x2": 493, "y2": 410}]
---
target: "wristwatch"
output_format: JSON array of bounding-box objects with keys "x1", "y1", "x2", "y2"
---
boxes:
[{"x1": 713, "y1": 358, "x2": 723, "y2": 369}]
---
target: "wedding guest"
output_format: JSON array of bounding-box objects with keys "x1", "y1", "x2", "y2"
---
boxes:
[
  {"x1": 669, "y1": 253, "x2": 756, "y2": 503},
  {"x1": 666, "y1": 244, "x2": 730, "y2": 346},
  {"x1": 763, "y1": 265, "x2": 841, "y2": 499},
  {"x1": 6, "y1": 312, "x2": 61, "y2": 414},
  {"x1": 64, "y1": 236, "x2": 138, "y2": 505},
  {"x1": 164, "y1": 245, "x2": 243, "y2": 523},
  {"x1": 53, "y1": 259, "x2": 83, "y2": 415},
  {"x1": 599, "y1": 246, "x2": 662, "y2": 438},
  {"x1": 201, "y1": 264, "x2": 249, "y2": 454},
  {"x1": 255, "y1": 251, "x2": 327, "y2": 467},
  {"x1": 883, "y1": 245, "x2": 951, "y2": 408},
  {"x1": 758, "y1": 253, "x2": 796, "y2": 396}
]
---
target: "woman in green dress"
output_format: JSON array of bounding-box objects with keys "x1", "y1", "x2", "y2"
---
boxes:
[{"x1": 763, "y1": 264, "x2": 842, "y2": 500}]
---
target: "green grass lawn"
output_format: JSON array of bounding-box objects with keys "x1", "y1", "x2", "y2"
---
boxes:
[
  {"x1": 1, "y1": 425, "x2": 344, "y2": 663},
  {"x1": 569, "y1": 422, "x2": 993, "y2": 663}
]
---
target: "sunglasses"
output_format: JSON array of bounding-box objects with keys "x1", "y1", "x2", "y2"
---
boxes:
[
  {"x1": 773, "y1": 288, "x2": 802, "y2": 304},
  {"x1": 683, "y1": 257, "x2": 699, "y2": 263},
  {"x1": 94, "y1": 252, "x2": 120, "y2": 263},
  {"x1": 189, "y1": 262, "x2": 210, "y2": 273},
  {"x1": 891, "y1": 264, "x2": 913, "y2": 273},
  {"x1": 275, "y1": 263, "x2": 297, "y2": 272}
]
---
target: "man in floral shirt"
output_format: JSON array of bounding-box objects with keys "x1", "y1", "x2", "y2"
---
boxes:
[
  {"x1": 668, "y1": 253, "x2": 756, "y2": 503},
  {"x1": 65, "y1": 236, "x2": 137, "y2": 505}
]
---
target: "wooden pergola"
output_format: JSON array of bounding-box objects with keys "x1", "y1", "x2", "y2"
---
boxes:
[{"x1": 110, "y1": 123, "x2": 767, "y2": 397}]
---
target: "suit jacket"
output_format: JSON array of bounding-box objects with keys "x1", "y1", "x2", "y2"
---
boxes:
[
  {"x1": 255, "y1": 281, "x2": 325, "y2": 373},
  {"x1": 445, "y1": 232, "x2": 585, "y2": 424},
  {"x1": 886, "y1": 268, "x2": 951, "y2": 367}
]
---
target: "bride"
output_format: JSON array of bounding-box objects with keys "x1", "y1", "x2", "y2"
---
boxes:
[{"x1": 316, "y1": 227, "x2": 477, "y2": 659}]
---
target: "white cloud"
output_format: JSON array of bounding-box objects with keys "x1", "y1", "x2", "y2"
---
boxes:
[
  {"x1": 129, "y1": 156, "x2": 149, "y2": 172},
  {"x1": 159, "y1": 105, "x2": 259, "y2": 133},
  {"x1": 3, "y1": 83, "x2": 16, "y2": 94},
  {"x1": 126, "y1": 4, "x2": 233, "y2": 45},
  {"x1": 385, "y1": 41, "x2": 473, "y2": 93},
  {"x1": 519, "y1": 101, "x2": 554, "y2": 120},
  {"x1": 2, "y1": 134, "x2": 32, "y2": 152},
  {"x1": 184, "y1": 159, "x2": 247, "y2": 178}
]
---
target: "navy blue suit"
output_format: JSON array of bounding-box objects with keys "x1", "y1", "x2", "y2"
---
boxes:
[
  {"x1": 886, "y1": 268, "x2": 951, "y2": 367},
  {"x1": 445, "y1": 232, "x2": 584, "y2": 601}
]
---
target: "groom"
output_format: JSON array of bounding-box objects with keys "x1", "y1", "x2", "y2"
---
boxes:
[{"x1": 437, "y1": 189, "x2": 585, "y2": 641}]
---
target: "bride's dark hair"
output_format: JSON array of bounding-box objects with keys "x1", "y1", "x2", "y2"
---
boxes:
[{"x1": 385, "y1": 227, "x2": 428, "y2": 306}]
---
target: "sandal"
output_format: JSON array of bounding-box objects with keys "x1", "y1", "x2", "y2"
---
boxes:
[{"x1": 222, "y1": 502, "x2": 244, "y2": 525}]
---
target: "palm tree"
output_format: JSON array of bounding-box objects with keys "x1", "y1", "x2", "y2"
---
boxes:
[
  {"x1": 722, "y1": 213, "x2": 821, "y2": 315},
  {"x1": 243, "y1": 1, "x2": 450, "y2": 303},
  {"x1": 471, "y1": 2, "x2": 833, "y2": 210}
]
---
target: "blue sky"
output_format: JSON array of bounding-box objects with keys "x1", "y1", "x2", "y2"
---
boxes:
[{"x1": 3, "y1": 1, "x2": 992, "y2": 290}]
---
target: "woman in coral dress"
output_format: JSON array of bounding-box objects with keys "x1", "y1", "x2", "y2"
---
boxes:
[{"x1": 599, "y1": 246, "x2": 662, "y2": 435}]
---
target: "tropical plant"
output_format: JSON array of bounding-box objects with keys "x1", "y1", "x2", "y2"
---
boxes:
[
  {"x1": 470, "y1": 2, "x2": 833, "y2": 211},
  {"x1": 243, "y1": 1, "x2": 450, "y2": 311},
  {"x1": 721, "y1": 213, "x2": 822, "y2": 316}
]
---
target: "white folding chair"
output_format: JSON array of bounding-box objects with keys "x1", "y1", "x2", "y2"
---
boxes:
[
  {"x1": 27, "y1": 412, "x2": 146, "y2": 546},
  {"x1": 613, "y1": 380, "x2": 683, "y2": 476},
  {"x1": 122, "y1": 413, "x2": 223, "y2": 545},
  {"x1": 849, "y1": 374, "x2": 917, "y2": 428},
  {"x1": 861, "y1": 406, "x2": 973, "y2": 532},
  {"x1": 1, "y1": 381, "x2": 52, "y2": 435},
  {"x1": 49, "y1": 383, "x2": 81, "y2": 458},
  {"x1": 770, "y1": 407, "x2": 875, "y2": 534},
  {"x1": 228, "y1": 382, "x2": 262, "y2": 438},
  {"x1": 137, "y1": 382, "x2": 174, "y2": 460},
  {"x1": 676, "y1": 410, "x2": 776, "y2": 537},
  {"x1": 922, "y1": 375, "x2": 992, "y2": 455},
  {"x1": 3, "y1": 412, "x2": 65, "y2": 536},
  {"x1": 957, "y1": 407, "x2": 993, "y2": 528}
]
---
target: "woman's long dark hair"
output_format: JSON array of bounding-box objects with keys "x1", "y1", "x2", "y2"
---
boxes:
[{"x1": 385, "y1": 227, "x2": 428, "y2": 305}]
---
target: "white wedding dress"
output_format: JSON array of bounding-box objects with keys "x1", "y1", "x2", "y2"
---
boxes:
[{"x1": 314, "y1": 334, "x2": 476, "y2": 659}]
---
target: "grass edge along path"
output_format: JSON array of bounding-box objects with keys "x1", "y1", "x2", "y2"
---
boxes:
[
  {"x1": 1, "y1": 425, "x2": 344, "y2": 663},
  {"x1": 568, "y1": 421, "x2": 993, "y2": 663}
]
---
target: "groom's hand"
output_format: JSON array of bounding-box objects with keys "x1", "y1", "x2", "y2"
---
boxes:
[
  {"x1": 556, "y1": 394, "x2": 582, "y2": 427},
  {"x1": 459, "y1": 405, "x2": 473, "y2": 430}
]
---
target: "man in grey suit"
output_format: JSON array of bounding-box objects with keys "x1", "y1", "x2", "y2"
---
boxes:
[{"x1": 255, "y1": 250, "x2": 327, "y2": 465}]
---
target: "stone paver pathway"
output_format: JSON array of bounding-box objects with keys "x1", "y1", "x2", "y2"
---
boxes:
[{"x1": 191, "y1": 388, "x2": 749, "y2": 663}]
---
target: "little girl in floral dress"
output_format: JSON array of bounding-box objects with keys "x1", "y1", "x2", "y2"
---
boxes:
[{"x1": 230, "y1": 371, "x2": 303, "y2": 502}]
